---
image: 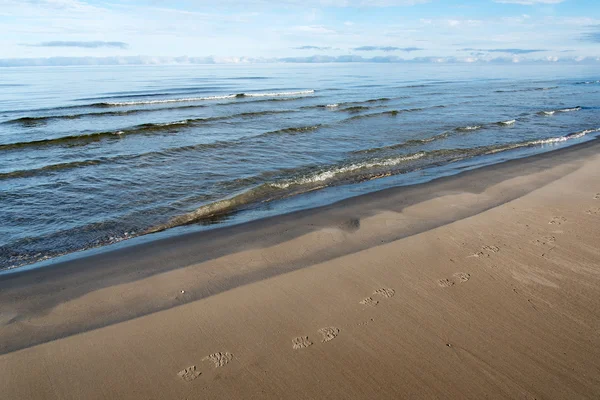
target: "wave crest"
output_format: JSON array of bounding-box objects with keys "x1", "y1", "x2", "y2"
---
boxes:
[{"x1": 98, "y1": 90, "x2": 315, "y2": 107}]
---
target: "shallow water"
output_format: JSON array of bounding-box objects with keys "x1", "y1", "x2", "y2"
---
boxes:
[{"x1": 1, "y1": 63, "x2": 599, "y2": 270}]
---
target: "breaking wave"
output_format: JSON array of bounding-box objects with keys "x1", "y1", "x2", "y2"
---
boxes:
[
  {"x1": 538, "y1": 106, "x2": 581, "y2": 116},
  {"x1": 455, "y1": 125, "x2": 482, "y2": 132},
  {"x1": 95, "y1": 90, "x2": 315, "y2": 107},
  {"x1": 144, "y1": 127, "x2": 598, "y2": 233},
  {"x1": 497, "y1": 119, "x2": 516, "y2": 125}
]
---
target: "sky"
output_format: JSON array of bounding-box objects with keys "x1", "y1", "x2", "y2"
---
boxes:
[{"x1": 0, "y1": 0, "x2": 599, "y2": 65}]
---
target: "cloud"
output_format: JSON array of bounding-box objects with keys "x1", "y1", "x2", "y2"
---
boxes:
[
  {"x1": 582, "y1": 32, "x2": 600, "y2": 42},
  {"x1": 493, "y1": 0, "x2": 565, "y2": 4},
  {"x1": 24, "y1": 41, "x2": 129, "y2": 49},
  {"x1": 293, "y1": 45, "x2": 332, "y2": 50},
  {"x1": 2, "y1": 54, "x2": 598, "y2": 67},
  {"x1": 581, "y1": 26, "x2": 600, "y2": 43},
  {"x1": 293, "y1": 25, "x2": 336, "y2": 34},
  {"x1": 460, "y1": 48, "x2": 546, "y2": 54},
  {"x1": 353, "y1": 46, "x2": 423, "y2": 52}
]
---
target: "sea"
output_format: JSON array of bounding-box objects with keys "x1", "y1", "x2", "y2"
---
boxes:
[{"x1": 1, "y1": 63, "x2": 599, "y2": 272}]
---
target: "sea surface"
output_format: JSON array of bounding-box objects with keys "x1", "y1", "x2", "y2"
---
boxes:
[{"x1": 1, "y1": 63, "x2": 599, "y2": 271}]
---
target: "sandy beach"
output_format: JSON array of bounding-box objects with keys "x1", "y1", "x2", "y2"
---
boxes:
[{"x1": 1, "y1": 139, "x2": 600, "y2": 399}]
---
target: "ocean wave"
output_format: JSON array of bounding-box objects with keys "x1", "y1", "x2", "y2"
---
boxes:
[
  {"x1": 495, "y1": 86, "x2": 557, "y2": 93},
  {"x1": 576, "y1": 80, "x2": 600, "y2": 85},
  {"x1": 143, "y1": 152, "x2": 427, "y2": 233},
  {"x1": 307, "y1": 97, "x2": 392, "y2": 110},
  {"x1": 0, "y1": 122, "x2": 321, "y2": 179},
  {"x1": 484, "y1": 128, "x2": 598, "y2": 155},
  {"x1": 96, "y1": 90, "x2": 315, "y2": 107},
  {"x1": 0, "y1": 110, "x2": 296, "y2": 150},
  {"x1": 261, "y1": 125, "x2": 323, "y2": 137},
  {"x1": 339, "y1": 106, "x2": 372, "y2": 112},
  {"x1": 4, "y1": 98, "x2": 312, "y2": 125},
  {"x1": 0, "y1": 130, "x2": 129, "y2": 151},
  {"x1": 538, "y1": 106, "x2": 581, "y2": 116},
  {"x1": 455, "y1": 125, "x2": 482, "y2": 132},
  {"x1": 346, "y1": 106, "x2": 443, "y2": 121},
  {"x1": 116, "y1": 126, "x2": 600, "y2": 235},
  {"x1": 3, "y1": 104, "x2": 216, "y2": 125},
  {"x1": 352, "y1": 132, "x2": 450, "y2": 155},
  {"x1": 271, "y1": 152, "x2": 427, "y2": 190},
  {"x1": 497, "y1": 119, "x2": 516, "y2": 126},
  {"x1": 0, "y1": 159, "x2": 105, "y2": 180}
]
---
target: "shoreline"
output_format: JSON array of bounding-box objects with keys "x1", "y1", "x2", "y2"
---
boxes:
[
  {"x1": 4, "y1": 137, "x2": 599, "y2": 281},
  {"x1": 0, "y1": 138, "x2": 599, "y2": 356},
  {"x1": 1, "y1": 137, "x2": 600, "y2": 398}
]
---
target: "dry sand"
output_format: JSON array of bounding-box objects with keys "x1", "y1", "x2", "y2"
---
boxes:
[{"x1": 1, "y1": 141, "x2": 600, "y2": 399}]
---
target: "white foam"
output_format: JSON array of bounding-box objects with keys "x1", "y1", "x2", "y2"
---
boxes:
[
  {"x1": 244, "y1": 90, "x2": 315, "y2": 98},
  {"x1": 558, "y1": 107, "x2": 581, "y2": 112},
  {"x1": 271, "y1": 152, "x2": 426, "y2": 189},
  {"x1": 485, "y1": 127, "x2": 598, "y2": 156},
  {"x1": 325, "y1": 104, "x2": 339, "y2": 108},
  {"x1": 500, "y1": 119, "x2": 516, "y2": 125},
  {"x1": 155, "y1": 120, "x2": 189, "y2": 127},
  {"x1": 103, "y1": 90, "x2": 315, "y2": 106}
]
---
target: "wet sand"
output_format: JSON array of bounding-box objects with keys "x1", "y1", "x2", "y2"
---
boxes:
[{"x1": 1, "y1": 140, "x2": 600, "y2": 399}]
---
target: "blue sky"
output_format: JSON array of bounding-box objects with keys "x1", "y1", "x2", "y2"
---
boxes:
[{"x1": 0, "y1": 0, "x2": 599, "y2": 64}]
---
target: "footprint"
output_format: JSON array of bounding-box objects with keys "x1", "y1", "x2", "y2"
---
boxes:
[
  {"x1": 438, "y1": 279, "x2": 455, "y2": 288},
  {"x1": 318, "y1": 327, "x2": 340, "y2": 343},
  {"x1": 359, "y1": 297, "x2": 379, "y2": 306},
  {"x1": 453, "y1": 272, "x2": 471, "y2": 283},
  {"x1": 586, "y1": 208, "x2": 600, "y2": 216},
  {"x1": 292, "y1": 336, "x2": 313, "y2": 350},
  {"x1": 178, "y1": 366, "x2": 201, "y2": 382},
  {"x1": 373, "y1": 288, "x2": 395, "y2": 298},
  {"x1": 549, "y1": 216, "x2": 567, "y2": 225},
  {"x1": 474, "y1": 245, "x2": 500, "y2": 257},
  {"x1": 203, "y1": 352, "x2": 233, "y2": 368},
  {"x1": 594, "y1": 193, "x2": 600, "y2": 200},
  {"x1": 357, "y1": 318, "x2": 375, "y2": 327},
  {"x1": 533, "y1": 236, "x2": 556, "y2": 246}
]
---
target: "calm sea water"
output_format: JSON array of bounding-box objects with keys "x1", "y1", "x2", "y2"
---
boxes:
[{"x1": 1, "y1": 64, "x2": 599, "y2": 271}]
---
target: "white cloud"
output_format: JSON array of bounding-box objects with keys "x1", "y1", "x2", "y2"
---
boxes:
[
  {"x1": 2, "y1": 54, "x2": 598, "y2": 67},
  {"x1": 293, "y1": 25, "x2": 337, "y2": 34},
  {"x1": 494, "y1": 0, "x2": 564, "y2": 4}
]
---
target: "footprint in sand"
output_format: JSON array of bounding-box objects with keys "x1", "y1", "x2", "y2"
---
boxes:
[
  {"x1": 474, "y1": 245, "x2": 500, "y2": 257},
  {"x1": 533, "y1": 236, "x2": 556, "y2": 246},
  {"x1": 549, "y1": 216, "x2": 567, "y2": 225},
  {"x1": 586, "y1": 207, "x2": 600, "y2": 216},
  {"x1": 359, "y1": 297, "x2": 379, "y2": 307},
  {"x1": 292, "y1": 336, "x2": 313, "y2": 350},
  {"x1": 203, "y1": 352, "x2": 233, "y2": 368},
  {"x1": 318, "y1": 327, "x2": 340, "y2": 343},
  {"x1": 360, "y1": 288, "x2": 395, "y2": 306},
  {"x1": 438, "y1": 279, "x2": 455, "y2": 288},
  {"x1": 594, "y1": 193, "x2": 600, "y2": 200},
  {"x1": 453, "y1": 272, "x2": 471, "y2": 283},
  {"x1": 438, "y1": 273, "x2": 470, "y2": 287},
  {"x1": 373, "y1": 288, "x2": 395, "y2": 298},
  {"x1": 178, "y1": 366, "x2": 201, "y2": 382},
  {"x1": 357, "y1": 318, "x2": 375, "y2": 327}
]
